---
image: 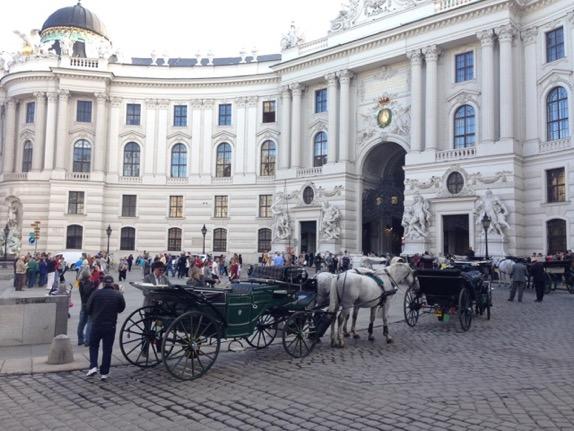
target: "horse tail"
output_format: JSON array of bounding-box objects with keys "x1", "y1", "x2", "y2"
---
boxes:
[{"x1": 328, "y1": 274, "x2": 339, "y2": 314}]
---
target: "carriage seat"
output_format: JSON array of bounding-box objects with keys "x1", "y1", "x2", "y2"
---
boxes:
[{"x1": 288, "y1": 291, "x2": 316, "y2": 310}]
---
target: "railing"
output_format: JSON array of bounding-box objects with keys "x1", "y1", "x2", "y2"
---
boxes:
[
  {"x1": 167, "y1": 177, "x2": 189, "y2": 185},
  {"x1": 434, "y1": 0, "x2": 477, "y2": 11},
  {"x1": 539, "y1": 138, "x2": 571, "y2": 153},
  {"x1": 69, "y1": 58, "x2": 99, "y2": 68},
  {"x1": 296, "y1": 167, "x2": 323, "y2": 178},
  {"x1": 211, "y1": 176, "x2": 233, "y2": 184},
  {"x1": 118, "y1": 176, "x2": 143, "y2": 184},
  {"x1": 3, "y1": 172, "x2": 28, "y2": 181},
  {"x1": 256, "y1": 175, "x2": 276, "y2": 184},
  {"x1": 65, "y1": 172, "x2": 90, "y2": 181},
  {"x1": 299, "y1": 37, "x2": 328, "y2": 55},
  {"x1": 435, "y1": 146, "x2": 476, "y2": 162}
]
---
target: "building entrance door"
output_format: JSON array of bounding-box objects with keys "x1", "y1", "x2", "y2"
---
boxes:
[
  {"x1": 443, "y1": 214, "x2": 469, "y2": 256},
  {"x1": 300, "y1": 221, "x2": 317, "y2": 255}
]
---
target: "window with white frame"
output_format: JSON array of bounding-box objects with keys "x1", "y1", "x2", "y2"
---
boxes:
[
  {"x1": 313, "y1": 132, "x2": 328, "y2": 167},
  {"x1": 454, "y1": 105, "x2": 476, "y2": 148},
  {"x1": 546, "y1": 86, "x2": 569, "y2": 141},
  {"x1": 546, "y1": 27, "x2": 565, "y2": 63},
  {"x1": 455, "y1": 51, "x2": 474, "y2": 82}
]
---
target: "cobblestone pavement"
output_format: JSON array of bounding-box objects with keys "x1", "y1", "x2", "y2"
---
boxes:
[{"x1": 1, "y1": 287, "x2": 574, "y2": 431}]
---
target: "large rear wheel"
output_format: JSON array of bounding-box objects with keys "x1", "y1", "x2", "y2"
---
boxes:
[
  {"x1": 403, "y1": 286, "x2": 421, "y2": 327},
  {"x1": 119, "y1": 306, "x2": 164, "y2": 368},
  {"x1": 161, "y1": 311, "x2": 221, "y2": 380},
  {"x1": 282, "y1": 311, "x2": 317, "y2": 358},
  {"x1": 457, "y1": 288, "x2": 473, "y2": 332},
  {"x1": 245, "y1": 312, "x2": 277, "y2": 349}
]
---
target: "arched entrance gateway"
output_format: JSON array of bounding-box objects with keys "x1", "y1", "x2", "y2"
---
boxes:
[{"x1": 361, "y1": 142, "x2": 406, "y2": 256}]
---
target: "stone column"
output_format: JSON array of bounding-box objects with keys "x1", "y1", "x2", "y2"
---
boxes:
[
  {"x1": 521, "y1": 28, "x2": 539, "y2": 143},
  {"x1": 326, "y1": 73, "x2": 339, "y2": 163},
  {"x1": 338, "y1": 70, "x2": 353, "y2": 162},
  {"x1": 144, "y1": 99, "x2": 157, "y2": 176},
  {"x1": 156, "y1": 99, "x2": 169, "y2": 176},
  {"x1": 190, "y1": 100, "x2": 202, "y2": 175},
  {"x1": 106, "y1": 97, "x2": 121, "y2": 175},
  {"x1": 235, "y1": 97, "x2": 247, "y2": 175},
  {"x1": 407, "y1": 50, "x2": 423, "y2": 152},
  {"x1": 54, "y1": 89, "x2": 69, "y2": 170},
  {"x1": 43, "y1": 92, "x2": 58, "y2": 171},
  {"x1": 423, "y1": 45, "x2": 440, "y2": 151},
  {"x1": 2, "y1": 99, "x2": 16, "y2": 174},
  {"x1": 201, "y1": 100, "x2": 213, "y2": 176},
  {"x1": 93, "y1": 93, "x2": 108, "y2": 173},
  {"x1": 279, "y1": 86, "x2": 291, "y2": 169},
  {"x1": 477, "y1": 30, "x2": 496, "y2": 145},
  {"x1": 496, "y1": 24, "x2": 516, "y2": 141},
  {"x1": 246, "y1": 96, "x2": 257, "y2": 174},
  {"x1": 32, "y1": 92, "x2": 47, "y2": 172},
  {"x1": 290, "y1": 83, "x2": 303, "y2": 168}
]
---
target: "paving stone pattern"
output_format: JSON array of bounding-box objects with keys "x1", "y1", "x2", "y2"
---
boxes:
[{"x1": 1, "y1": 288, "x2": 574, "y2": 431}]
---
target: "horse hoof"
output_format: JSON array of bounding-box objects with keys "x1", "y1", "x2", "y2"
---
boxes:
[
  {"x1": 368, "y1": 336, "x2": 375, "y2": 342},
  {"x1": 353, "y1": 334, "x2": 360, "y2": 339},
  {"x1": 330, "y1": 340, "x2": 337, "y2": 348},
  {"x1": 386, "y1": 339, "x2": 394, "y2": 344},
  {"x1": 343, "y1": 333, "x2": 350, "y2": 338}
]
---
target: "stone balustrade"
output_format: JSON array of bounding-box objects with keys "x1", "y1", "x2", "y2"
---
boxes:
[
  {"x1": 539, "y1": 138, "x2": 571, "y2": 153},
  {"x1": 69, "y1": 57, "x2": 99, "y2": 68},
  {"x1": 167, "y1": 177, "x2": 190, "y2": 185},
  {"x1": 435, "y1": 146, "x2": 476, "y2": 162},
  {"x1": 212, "y1": 176, "x2": 233, "y2": 184},
  {"x1": 3, "y1": 173, "x2": 28, "y2": 181},
  {"x1": 65, "y1": 172, "x2": 90, "y2": 181},
  {"x1": 434, "y1": 0, "x2": 477, "y2": 11},
  {"x1": 296, "y1": 167, "x2": 323, "y2": 178},
  {"x1": 118, "y1": 176, "x2": 143, "y2": 184}
]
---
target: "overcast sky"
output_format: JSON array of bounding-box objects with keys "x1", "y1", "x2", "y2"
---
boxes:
[{"x1": 0, "y1": 0, "x2": 344, "y2": 58}]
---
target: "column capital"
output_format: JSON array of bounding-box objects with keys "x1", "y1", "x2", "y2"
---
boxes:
[
  {"x1": 568, "y1": 10, "x2": 574, "y2": 24},
  {"x1": 157, "y1": 99, "x2": 170, "y2": 109},
  {"x1": 422, "y1": 45, "x2": 441, "y2": 62},
  {"x1": 495, "y1": 24, "x2": 517, "y2": 43},
  {"x1": 289, "y1": 83, "x2": 304, "y2": 96},
  {"x1": 145, "y1": 98, "x2": 157, "y2": 108},
  {"x1": 325, "y1": 73, "x2": 338, "y2": 86},
  {"x1": 57, "y1": 89, "x2": 70, "y2": 99},
  {"x1": 94, "y1": 92, "x2": 108, "y2": 103},
  {"x1": 407, "y1": 49, "x2": 423, "y2": 65},
  {"x1": 33, "y1": 91, "x2": 46, "y2": 100},
  {"x1": 337, "y1": 70, "x2": 354, "y2": 83},
  {"x1": 247, "y1": 96, "x2": 258, "y2": 108},
  {"x1": 477, "y1": 29, "x2": 495, "y2": 47},
  {"x1": 46, "y1": 92, "x2": 59, "y2": 103},
  {"x1": 202, "y1": 99, "x2": 214, "y2": 109},
  {"x1": 5, "y1": 98, "x2": 16, "y2": 108},
  {"x1": 280, "y1": 85, "x2": 291, "y2": 96},
  {"x1": 235, "y1": 97, "x2": 248, "y2": 108},
  {"x1": 110, "y1": 97, "x2": 122, "y2": 107},
  {"x1": 521, "y1": 27, "x2": 539, "y2": 45},
  {"x1": 191, "y1": 99, "x2": 203, "y2": 109}
]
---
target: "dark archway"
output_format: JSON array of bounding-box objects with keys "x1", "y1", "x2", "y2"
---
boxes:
[{"x1": 361, "y1": 142, "x2": 406, "y2": 256}]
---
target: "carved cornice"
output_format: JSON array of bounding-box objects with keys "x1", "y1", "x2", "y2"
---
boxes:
[
  {"x1": 112, "y1": 75, "x2": 280, "y2": 89},
  {"x1": 477, "y1": 29, "x2": 495, "y2": 47}
]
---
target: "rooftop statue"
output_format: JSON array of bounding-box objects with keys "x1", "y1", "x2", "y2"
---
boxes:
[{"x1": 280, "y1": 21, "x2": 304, "y2": 50}]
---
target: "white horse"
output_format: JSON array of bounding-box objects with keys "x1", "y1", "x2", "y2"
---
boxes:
[
  {"x1": 493, "y1": 257, "x2": 514, "y2": 287},
  {"x1": 328, "y1": 259, "x2": 416, "y2": 348}
]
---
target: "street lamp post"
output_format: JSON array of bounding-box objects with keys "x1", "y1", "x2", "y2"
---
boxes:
[
  {"x1": 3, "y1": 223, "x2": 9, "y2": 261},
  {"x1": 481, "y1": 214, "x2": 491, "y2": 260},
  {"x1": 201, "y1": 224, "x2": 207, "y2": 255},
  {"x1": 106, "y1": 225, "x2": 112, "y2": 256}
]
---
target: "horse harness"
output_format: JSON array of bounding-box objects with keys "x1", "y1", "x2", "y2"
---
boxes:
[{"x1": 337, "y1": 268, "x2": 399, "y2": 308}]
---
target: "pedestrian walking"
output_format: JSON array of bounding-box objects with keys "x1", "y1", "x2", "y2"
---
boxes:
[
  {"x1": 15, "y1": 256, "x2": 26, "y2": 291},
  {"x1": 530, "y1": 258, "x2": 546, "y2": 302},
  {"x1": 77, "y1": 268, "x2": 96, "y2": 346},
  {"x1": 86, "y1": 275, "x2": 126, "y2": 380},
  {"x1": 508, "y1": 259, "x2": 528, "y2": 302}
]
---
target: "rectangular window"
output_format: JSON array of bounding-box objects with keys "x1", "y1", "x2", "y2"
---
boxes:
[
  {"x1": 546, "y1": 27, "x2": 565, "y2": 63},
  {"x1": 121, "y1": 195, "x2": 137, "y2": 217},
  {"x1": 259, "y1": 195, "x2": 272, "y2": 218},
  {"x1": 455, "y1": 51, "x2": 474, "y2": 82},
  {"x1": 546, "y1": 168, "x2": 566, "y2": 203},
  {"x1": 262, "y1": 101, "x2": 276, "y2": 123},
  {"x1": 315, "y1": 89, "x2": 327, "y2": 113},
  {"x1": 76, "y1": 100, "x2": 92, "y2": 123},
  {"x1": 173, "y1": 105, "x2": 187, "y2": 127},
  {"x1": 25, "y1": 102, "x2": 35, "y2": 124},
  {"x1": 218, "y1": 103, "x2": 232, "y2": 126},
  {"x1": 169, "y1": 195, "x2": 184, "y2": 218},
  {"x1": 120, "y1": 228, "x2": 136, "y2": 251},
  {"x1": 68, "y1": 191, "x2": 85, "y2": 215},
  {"x1": 126, "y1": 103, "x2": 141, "y2": 126},
  {"x1": 214, "y1": 195, "x2": 228, "y2": 218}
]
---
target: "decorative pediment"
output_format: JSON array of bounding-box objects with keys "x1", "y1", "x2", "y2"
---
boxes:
[
  {"x1": 18, "y1": 127, "x2": 34, "y2": 139},
  {"x1": 167, "y1": 131, "x2": 193, "y2": 142},
  {"x1": 68, "y1": 126, "x2": 96, "y2": 137},
  {"x1": 119, "y1": 130, "x2": 146, "y2": 140},
  {"x1": 212, "y1": 129, "x2": 236, "y2": 143},
  {"x1": 308, "y1": 118, "x2": 328, "y2": 136},
  {"x1": 447, "y1": 89, "x2": 481, "y2": 107},
  {"x1": 256, "y1": 128, "x2": 280, "y2": 141},
  {"x1": 537, "y1": 68, "x2": 573, "y2": 89}
]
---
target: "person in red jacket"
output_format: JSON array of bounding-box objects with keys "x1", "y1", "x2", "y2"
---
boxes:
[{"x1": 229, "y1": 258, "x2": 240, "y2": 282}]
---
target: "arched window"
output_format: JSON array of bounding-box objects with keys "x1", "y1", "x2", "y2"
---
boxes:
[
  {"x1": 547, "y1": 219, "x2": 567, "y2": 254},
  {"x1": 260, "y1": 141, "x2": 276, "y2": 176},
  {"x1": 454, "y1": 105, "x2": 476, "y2": 149},
  {"x1": 313, "y1": 132, "x2": 327, "y2": 167},
  {"x1": 547, "y1": 86, "x2": 569, "y2": 141},
  {"x1": 123, "y1": 142, "x2": 140, "y2": 177},
  {"x1": 22, "y1": 141, "x2": 33, "y2": 173},
  {"x1": 213, "y1": 228, "x2": 227, "y2": 252},
  {"x1": 167, "y1": 227, "x2": 182, "y2": 252},
  {"x1": 73, "y1": 140, "x2": 91, "y2": 173},
  {"x1": 171, "y1": 143, "x2": 188, "y2": 178},
  {"x1": 66, "y1": 225, "x2": 83, "y2": 250},
  {"x1": 216, "y1": 143, "x2": 232, "y2": 177},
  {"x1": 257, "y1": 228, "x2": 272, "y2": 253},
  {"x1": 120, "y1": 227, "x2": 136, "y2": 251}
]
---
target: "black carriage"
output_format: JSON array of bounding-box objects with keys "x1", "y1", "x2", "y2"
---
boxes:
[
  {"x1": 119, "y1": 267, "x2": 331, "y2": 380},
  {"x1": 403, "y1": 269, "x2": 492, "y2": 332}
]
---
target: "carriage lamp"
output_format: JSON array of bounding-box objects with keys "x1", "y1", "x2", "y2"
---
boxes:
[
  {"x1": 3, "y1": 223, "x2": 9, "y2": 260},
  {"x1": 106, "y1": 224, "x2": 112, "y2": 255},
  {"x1": 481, "y1": 215, "x2": 491, "y2": 260},
  {"x1": 201, "y1": 224, "x2": 208, "y2": 255}
]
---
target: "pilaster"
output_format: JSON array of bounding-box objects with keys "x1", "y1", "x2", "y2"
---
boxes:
[
  {"x1": 107, "y1": 97, "x2": 121, "y2": 176},
  {"x1": 290, "y1": 83, "x2": 303, "y2": 168},
  {"x1": 495, "y1": 24, "x2": 516, "y2": 141},
  {"x1": 54, "y1": 89, "x2": 69, "y2": 171},
  {"x1": 477, "y1": 30, "x2": 496, "y2": 145},
  {"x1": 2, "y1": 99, "x2": 16, "y2": 174},
  {"x1": 43, "y1": 92, "x2": 58, "y2": 172},
  {"x1": 407, "y1": 50, "x2": 423, "y2": 152},
  {"x1": 93, "y1": 92, "x2": 108, "y2": 174},
  {"x1": 325, "y1": 73, "x2": 339, "y2": 163},
  {"x1": 338, "y1": 70, "x2": 353, "y2": 162},
  {"x1": 521, "y1": 28, "x2": 539, "y2": 143},
  {"x1": 32, "y1": 92, "x2": 46, "y2": 172},
  {"x1": 279, "y1": 86, "x2": 291, "y2": 170},
  {"x1": 423, "y1": 45, "x2": 441, "y2": 151},
  {"x1": 156, "y1": 99, "x2": 169, "y2": 176},
  {"x1": 144, "y1": 98, "x2": 157, "y2": 176}
]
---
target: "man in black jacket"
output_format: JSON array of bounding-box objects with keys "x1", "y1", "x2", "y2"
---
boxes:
[{"x1": 86, "y1": 275, "x2": 125, "y2": 380}]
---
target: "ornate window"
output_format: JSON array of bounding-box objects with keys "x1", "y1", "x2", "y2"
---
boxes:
[
  {"x1": 214, "y1": 195, "x2": 228, "y2": 218},
  {"x1": 546, "y1": 168, "x2": 566, "y2": 203},
  {"x1": 258, "y1": 228, "x2": 272, "y2": 253},
  {"x1": 547, "y1": 219, "x2": 567, "y2": 254},
  {"x1": 170, "y1": 143, "x2": 188, "y2": 178},
  {"x1": 315, "y1": 89, "x2": 327, "y2": 113},
  {"x1": 126, "y1": 103, "x2": 141, "y2": 125},
  {"x1": 546, "y1": 27, "x2": 564, "y2": 63},
  {"x1": 213, "y1": 228, "x2": 227, "y2": 252},
  {"x1": 123, "y1": 142, "x2": 140, "y2": 177},
  {"x1": 76, "y1": 100, "x2": 92, "y2": 123},
  {"x1": 122, "y1": 195, "x2": 137, "y2": 217},
  {"x1": 446, "y1": 172, "x2": 464, "y2": 195},
  {"x1": 167, "y1": 227, "x2": 182, "y2": 251},
  {"x1": 68, "y1": 191, "x2": 85, "y2": 215},
  {"x1": 260, "y1": 140, "x2": 276, "y2": 176},
  {"x1": 454, "y1": 105, "x2": 476, "y2": 149},
  {"x1": 546, "y1": 87, "x2": 569, "y2": 141},
  {"x1": 169, "y1": 195, "x2": 184, "y2": 218},
  {"x1": 455, "y1": 52, "x2": 474, "y2": 82},
  {"x1": 216, "y1": 143, "x2": 232, "y2": 177},
  {"x1": 120, "y1": 227, "x2": 136, "y2": 251},
  {"x1": 22, "y1": 140, "x2": 33, "y2": 173},
  {"x1": 73, "y1": 140, "x2": 92, "y2": 173},
  {"x1": 66, "y1": 225, "x2": 83, "y2": 250},
  {"x1": 259, "y1": 195, "x2": 272, "y2": 218},
  {"x1": 313, "y1": 132, "x2": 328, "y2": 167},
  {"x1": 218, "y1": 103, "x2": 232, "y2": 126},
  {"x1": 303, "y1": 186, "x2": 314, "y2": 205},
  {"x1": 25, "y1": 102, "x2": 35, "y2": 124},
  {"x1": 173, "y1": 105, "x2": 187, "y2": 127}
]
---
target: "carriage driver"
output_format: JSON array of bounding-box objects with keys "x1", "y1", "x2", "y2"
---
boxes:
[{"x1": 142, "y1": 261, "x2": 171, "y2": 307}]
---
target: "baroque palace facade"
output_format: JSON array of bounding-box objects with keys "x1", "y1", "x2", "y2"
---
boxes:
[{"x1": 0, "y1": 0, "x2": 573, "y2": 261}]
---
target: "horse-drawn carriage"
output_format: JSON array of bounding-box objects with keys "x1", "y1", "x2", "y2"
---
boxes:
[
  {"x1": 403, "y1": 268, "x2": 492, "y2": 332},
  {"x1": 120, "y1": 267, "x2": 332, "y2": 380}
]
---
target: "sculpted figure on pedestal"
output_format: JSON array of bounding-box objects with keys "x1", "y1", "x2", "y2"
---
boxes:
[
  {"x1": 271, "y1": 195, "x2": 292, "y2": 240},
  {"x1": 280, "y1": 22, "x2": 304, "y2": 50},
  {"x1": 475, "y1": 189, "x2": 510, "y2": 237},
  {"x1": 320, "y1": 201, "x2": 342, "y2": 240},
  {"x1": 401, "y1": 193, "x2": 431, "y2": 239}
]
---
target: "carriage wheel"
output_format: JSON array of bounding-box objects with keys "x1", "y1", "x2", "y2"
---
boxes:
[
  {"x1": 403, "y1": 286, "x2": 421, "y2": 327},
  {"x1": 457, "y1": 288, "x2": 473, "y2": 332},
  {"x1": 161, "y1": 311, "x2": 221, "y2": 381},
  {"x1": 119, "y1": 306, "x2": 164, "y2": 368},
  {"x1": 282, "y1": 311, "x2": 317, "y2": 358},
  {"x1": 245, "y1": 312, "x2": 277, "y2": 349}
]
